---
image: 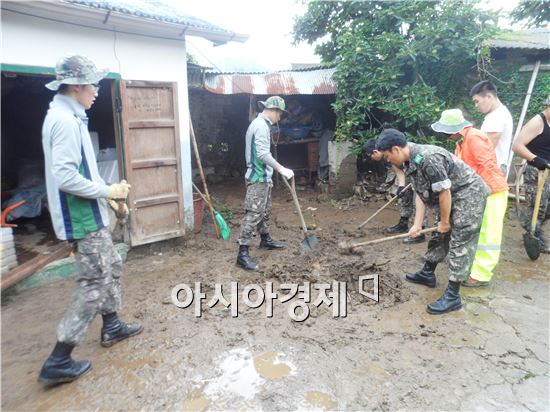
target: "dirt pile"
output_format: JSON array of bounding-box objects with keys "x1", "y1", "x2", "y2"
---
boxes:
[{"x1": 261, "y1": 225, "x2": 411, "y2": 308}]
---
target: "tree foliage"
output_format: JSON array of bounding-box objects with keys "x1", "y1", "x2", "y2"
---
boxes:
[
  {"x1": 186, "y1": 52, "x2": 199, "y2": 65},
  {"x1": 293, "y1": 0, "x2": 499, "y2": 147},
  {"x1": 510, "y1": 0, "x2": 550, "y2": 28}
]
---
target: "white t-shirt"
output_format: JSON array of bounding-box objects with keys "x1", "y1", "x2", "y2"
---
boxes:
[{"x1": 481, "y1": 104, "x2": 513, "y2": 169}]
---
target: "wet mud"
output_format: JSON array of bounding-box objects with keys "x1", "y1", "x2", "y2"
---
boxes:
[{"x1": 2, "y1": 179, "x2": 549, "y2": 410}]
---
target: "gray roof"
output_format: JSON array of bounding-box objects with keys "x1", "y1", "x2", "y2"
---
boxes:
[
  {"x1": 490, "y1": 28, "x2": 550, "y2": 50},
  {"x1": 66, "y1": 0, "x2": 233, "y2": 35}
]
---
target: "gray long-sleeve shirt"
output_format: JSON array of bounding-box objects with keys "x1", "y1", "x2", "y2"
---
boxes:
[{"x1": 244, "y1": 113, "x2": 280, "y2": 183}]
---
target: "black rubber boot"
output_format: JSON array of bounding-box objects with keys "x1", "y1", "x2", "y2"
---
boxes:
[
  {"x1": 384, "y1": 217, "x2": 409, "y2": 234},
  {"x1": 236, "y1": 245, "x2": 258, "y2": 270},
  {"x1": 403, "y1": 233, "x2": 426, "y2": 244},
  {"x1": 38, "y1": 342, "x2": 91, "y2": 386},
  {"x1": 259, "y1": 233, "x2": 285, "y2": 250},
  {"x1": 426, "y1": 281, "x2": 463, "y2": 314},
  {"x1": 405, "y1": 261, "x2": 437, "y2": 288},
  {"x1": 101, "y1": 313, "x2": 143, "y2": 348}
]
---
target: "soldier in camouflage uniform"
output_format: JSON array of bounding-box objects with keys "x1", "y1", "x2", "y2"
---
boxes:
[
  {"x1": 377, "y1": 129, "x2": 490, "y2": 314},
  {"x1": 363, "y1": 138, "x2": 426, "y2": 243},
  {"x1": 237, "y1": 96, "x2": 294, "y2": 270},
  {"x1": 38, "y1": 56, "x2": 142, "y2": 386},
  {"x1": 512, "y1": 96, "x2": 550, "y2": 253}
]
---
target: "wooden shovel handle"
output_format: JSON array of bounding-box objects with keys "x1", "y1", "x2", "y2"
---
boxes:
[
  {"x1": 281, "y1": 176, "x2": 308, "y2": 235},
  {"x1": 189, "y1": 115, "x2": 220, "y2": 239},
  {"x1": 192, "y1": 182, "x2": 212, "y2": 209},
  {"x1": 348, "y1": 227, "x2": 438, "y2": 248},
  {"x1": 358, "y1": 183, "x2": 412, "y2": 229},
  {"x1": 531, "y1": 168, "x2": 550, "y2": 232}
]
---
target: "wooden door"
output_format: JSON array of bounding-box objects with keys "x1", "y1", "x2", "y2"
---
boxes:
[{"x1": 120, "y1": 80, "x2": 184, "y2": 246}]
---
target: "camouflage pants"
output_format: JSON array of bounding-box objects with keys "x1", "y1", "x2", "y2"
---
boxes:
[
  {"x1": 424, "y1": 188, "x2": 487, "y2": 282},
  {"x1": 521, "y1": 165, "x2": 550, "y2": 232},
  {"x1": 238, "y1": 182, "x2": 272, "y2": 246},
  {"x1": 57, "y1": 227, "x2": 122, "y2": 345}
]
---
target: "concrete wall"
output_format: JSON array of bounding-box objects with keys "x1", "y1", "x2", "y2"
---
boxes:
[
  {"x1": 328, "y1": 141, "x2": 357, "y2": 199},
  {"x1": 1, "y1": 9, "x2": 194, "y2": 230}
]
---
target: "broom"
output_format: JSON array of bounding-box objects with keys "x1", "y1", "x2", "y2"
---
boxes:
[{"x1": 192, "y1": 183, "x2": 231, "y2": 240}]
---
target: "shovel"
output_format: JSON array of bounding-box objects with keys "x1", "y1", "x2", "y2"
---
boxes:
[
  {"x1": 339, "y1": 227, "x2": 437, "y2": 253},
  {"x1": 523, "y1": 168, "x2": 549, "y2": 260},
  {"x1": 281, "y1": 176, "x2": 319, "y2": 252},
  {"x1": 357, "y1": 183, "x2": 412, "y2": 229}
]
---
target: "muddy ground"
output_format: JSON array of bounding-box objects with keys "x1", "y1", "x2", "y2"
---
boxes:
[{"x1": 2, "y1": 178, "x2": 549, "y2": 411}]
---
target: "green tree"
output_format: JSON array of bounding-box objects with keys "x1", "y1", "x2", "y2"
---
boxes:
[
  {"x1": 187, "y1": 52, "x2": 199, "y2": 65},
  {"x1": 293, "y1": 0, "x2": 500, "y2": 147},
  {"x1": 510, "y1": 0, "x2": 550, "y2": 28}
]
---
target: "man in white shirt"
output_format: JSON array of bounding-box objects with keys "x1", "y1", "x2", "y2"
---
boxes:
[{"x1": 470, "y1": 80, "x2": 514, "y2": 177}]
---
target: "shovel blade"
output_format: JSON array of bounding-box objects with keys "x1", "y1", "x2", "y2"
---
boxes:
[
  {"x1": 301, "y1": 234, "x2": 319, "y2": 252},
  {"x1": 523, "y1": 231, "x2": 541, "y2": 261}
]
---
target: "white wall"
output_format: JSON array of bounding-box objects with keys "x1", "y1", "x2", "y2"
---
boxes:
[{"x1": 2, "y1": 9, "x2": 194, "y2": 231}]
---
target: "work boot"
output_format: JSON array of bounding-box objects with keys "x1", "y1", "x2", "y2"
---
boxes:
[
  {"x1": 101, "y1": 313, "x2": 143, "y2": 348},
  {"x1": 426, "y1": 281, "x2": 462, "y2": 314},
  {"x1": 403, "y1": 233, "x2": 426, "y2": 244},
  {"x1": 384, "y1": 217, "x2": 409, "y2": 234},
  {"x1": 405, "y1": 261, "x2": 437, "y2": 288},
  {"x1": 236, "y1": 245, "x2": 258, "y2": 271},
  {"x1": 259, "y1": 233, "x2": 285, "y2": 250},
  {"x1": 38, "y1": 342, "x2": 91, "y2": 386}
]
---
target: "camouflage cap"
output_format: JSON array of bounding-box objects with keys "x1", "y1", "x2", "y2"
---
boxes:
[
  {"x1": 258, "y1": 96, "x2": 288, "y2": 112},
  {"x1": 45, "y1": 55, "x2": 108, "y2": 91}
]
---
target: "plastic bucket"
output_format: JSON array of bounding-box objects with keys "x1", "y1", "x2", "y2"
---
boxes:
[{"x1": 193, "y1": 193, "x2": 204, "y2": 233}]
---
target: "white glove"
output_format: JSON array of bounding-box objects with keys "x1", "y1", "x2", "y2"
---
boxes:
[
  {"x1": 278, "y1": 166, "x2": 294, "y2": 180},
  {"x1": 108, "y1": 179, "x2": 131, "y2": 200}
]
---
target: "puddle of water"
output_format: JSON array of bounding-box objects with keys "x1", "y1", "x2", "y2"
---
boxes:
[
  {"x1": 199, "y1": 348, "x2": 296, "y2": 407},
  {"x1": 108, "y1": 355, "x2": 158, "y2": 370},
  {"x1": 182, "y1": 395, "x2": 209, "y2": 411},
  {"x1": 304, "y1": 391, "x2": 337, "y2": 410},
  {"x1": 463, "y1": 307, "x2": 503, "y2": 334},
  {"x1": 376, "y1": 310, "x2": 417, "y2": 333},
  {"x1": 253, "y1": 351, "x2": 294, "y2": 380},
  {"x1": 365, "y1": 362, "x2": 389, "y2": 376},
  {"x1": 203, "y1": 348, "x2": 264, "y2": 400},
  {"x1": 355, "y1": 362, "x2": 390, "y2": 383},
  {"x1": 461, "y1": 287, "x2": 492, "y2": 299}
]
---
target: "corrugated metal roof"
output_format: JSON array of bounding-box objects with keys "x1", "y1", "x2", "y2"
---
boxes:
[
  {"x1": 65, "y1": 0, "x2": 235, "y2": 36},
  {"x1": 490, "y1": 28, "x2": 550, "y2": 50},
  {"x1": 203, "y1": 67, "x2": 336, "y2": 95}
]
